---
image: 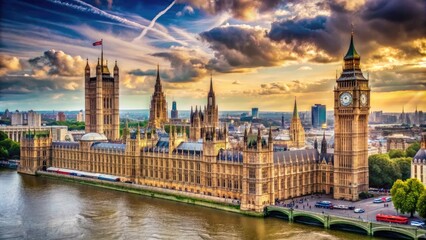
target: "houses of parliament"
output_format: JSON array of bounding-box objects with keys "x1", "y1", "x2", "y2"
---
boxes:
[{"x1": 18, "y1": 33, "x2": 370, "y2": 212}]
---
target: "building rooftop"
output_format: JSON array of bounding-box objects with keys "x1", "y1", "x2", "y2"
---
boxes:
[{"x1": 80, "y1": 132, "x2": 108, "y2": 141}]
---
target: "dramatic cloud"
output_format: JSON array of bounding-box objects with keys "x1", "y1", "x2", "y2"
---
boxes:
[
  {"x1": 200, "y1": 25, "x2": 290, "y2": 72},
  {"x1": 178, "y1": 0, "x2": 281, "y2": 20},
  {"x1": 28, "y1": 49, "x2": 85, "y2": 77},
  {"x1": 268, "y1": 0, "x2": 426, "y2": 59},
  {"x1": 150, "y1": 48, "x2": 209, "y2": 82},
  {"x1": 0, "y1": 55, "x2": 22, "y2": 76},
  {"x1": 200, "y1": 24, "x2": 334, "y2": 72}
]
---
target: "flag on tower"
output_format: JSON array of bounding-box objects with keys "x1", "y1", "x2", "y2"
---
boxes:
[{"x1": 92, "y1": 40, "x2": 102, "y2": 46}]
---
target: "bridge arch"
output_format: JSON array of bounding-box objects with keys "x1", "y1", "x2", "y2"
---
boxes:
[
  {"x1": 292, "y1": 212, "x2": 324, "y2": 227},
  {"x1": 267, "y1": 210, "x2": 290, "y2": 220},
  {"x1": 373, "y1": 226, "x2": 415, "y2": 240},
  {"x1": 329, "y1": 220, "x2": 369, "y2": 235}
]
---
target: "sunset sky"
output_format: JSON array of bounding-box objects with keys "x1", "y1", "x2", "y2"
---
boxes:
[{"x1": 0, "y1": 0, "x2": 425, "y2": 113}]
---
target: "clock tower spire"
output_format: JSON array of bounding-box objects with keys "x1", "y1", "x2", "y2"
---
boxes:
[{"x1": 333, "y1": 30, "x2": 370, "y2": 201}]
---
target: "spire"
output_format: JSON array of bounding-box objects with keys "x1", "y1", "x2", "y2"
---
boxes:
[
  {"x1": 85, "y1": 58, "x2": 90, "y2": 70},
  {"x1": 321, "y1": 131, "x2": 327, "y2": 155},
  {"x1": 155, "y1": 64, "x2": 162, "y2": 92},
  {"x1": 344, "y1": 30, "x2": 360, "y2": 60},
  {"x1": 268, "y1": 126, "x2": 273, "y2": 142},
  {"x1": 209, "y1": 72, "x2": 213, "y2": 93},
  {"x1": 97, "y1": 58, "x2": 100, "y2": 67},
  {"x1": 314, "y1": 138, "x2": 318, "y2": 150},
  {"x1": 293, "y1": 97, "x2": 299, "y2": 119}
]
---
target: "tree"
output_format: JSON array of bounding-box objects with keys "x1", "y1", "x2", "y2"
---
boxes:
[
  {"x1": 394, "y1": 157, "x2": 412, "y2": 180},
  {"x1": 8, "y1": 142, "x2": 20, "y2": 159},
  {"x1": 406, "y1": 142, "x2": 420, "y2": 158},
  {"x1": 369, "y1": 154, "x2": 401, "y2": 188},
  {"x1": 0, "y1": 147, "x2": 8, "y2": 160},
  {"x1": 391, "y1": 179, "x2": 406, "y2": 214},
  {"x1": 0, "y1": 131, "x2": 7, "y2": 141},
  {"x1": 391, "y1": 178, "x2": 424, "y2": 217},
  {"x1": 417, "y1": 191, "x2": 426, "y2": 218},
  {"x1": 389, "y1": 149, "x2": 406, "y2": 158}
]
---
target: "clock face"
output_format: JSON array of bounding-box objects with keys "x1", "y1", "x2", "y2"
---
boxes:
[
  {"x1": 360, "y1": 93, "x2": 367, "y2": 106},
  {"x1": 340, "y1": 92, "x2": 353, "y2": 106}
]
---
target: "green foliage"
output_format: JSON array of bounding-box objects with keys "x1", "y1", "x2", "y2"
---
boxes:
[
  {"x1": 47, "y1": 120, "x2": 85, "y2": 131},
  {"x1": 0, "y1": 147, "x2": 8, "y2": 159},
  {"x1": 389, "y1": 149, "x2": 406, "y2": 158},
  {"x1": 359, "y1": 191, "x2": 373, "y2": 200},
  {"x1": 394, "y1": 157, "x2": 412, "y2": 180},
  {"x1": 417, "y1": 191, "x2": 426, "y2": 218},
  {"x1": 119, "y1": 120, "x2": 147, "y2": 130},
  {"x1": 0, "y1": 131, "x2": 7, "y2": 141},
  {"x1": 406, "y1": 142, "x2": 420, "y2": 158},
  {"x1": 391, "y1": 178, "x2": 425, "y2": 217},
  {"x1": 369, "y1": 154, "x2": 401, "y2": 188},
  {"x1": 0, "y1": 135, "x2": 20, "y2": 159}
]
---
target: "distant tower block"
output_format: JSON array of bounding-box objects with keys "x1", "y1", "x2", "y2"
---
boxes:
[{"x1": 171, "y1": 101, "x2": 178, "y2": 119}]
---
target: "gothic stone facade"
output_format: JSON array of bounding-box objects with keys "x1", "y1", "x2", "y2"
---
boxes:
[
  {"x1": 18, "y1": 33, "x2": 367, "y2": 212},
  {"x1": 18, "y1": 126, "x2": 333, "y2": 212},
  {"x1": 148, "y1": 66, "x2": 168, "y2": 129},
  {"x1": 85, "y1": 59, "x2": 120, "y2": 140}
]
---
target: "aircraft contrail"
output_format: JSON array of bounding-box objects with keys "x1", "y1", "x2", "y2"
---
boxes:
[
  {"x1": 46, "y1": 0, "x2": 186, "y2": 46},
  {"x1": 133, "y1": 0, "x2": 176, "y2": 42}
]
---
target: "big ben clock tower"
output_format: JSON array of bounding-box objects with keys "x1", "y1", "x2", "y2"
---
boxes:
[{"x1": 333, "y1": 31, "x2": 370, "y2": 201}]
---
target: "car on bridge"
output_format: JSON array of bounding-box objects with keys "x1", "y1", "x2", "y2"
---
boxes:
[
  {"x1": 410, "y1": 221, "x2": 425, "y2": 228},
  {"x1": 315, "y1": 201, "x2": 333, "y2": 209},
  {"x1": 354, "y1": 208, "x2": 365, "y2": 213}
]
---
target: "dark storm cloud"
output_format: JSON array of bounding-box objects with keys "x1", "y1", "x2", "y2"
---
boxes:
[
  {"x1": 0, "y1": 76, "x2": 66, "y2": 98},
  {"x1": 269, "y1": 0, "x2": 426, "y2": 58},
  {"x1": 178, "y1": 0, "x2": 282, "y2": 20},
  {"x1": 200, "y1": 26, "x2": 295, "y2": 72}
]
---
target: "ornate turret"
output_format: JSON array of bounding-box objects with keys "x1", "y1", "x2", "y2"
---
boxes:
[
  {"x1": 293, "y1": 97, "x2": 299, "y2": 119},
  {"x1": 289, "y1": 97, "x2": 305, "y2": 148},
  {"x1": 321, "y1": 132, "x2": 327, "y2": 155},
  {"x1": 314, "y1": 138, "x2": 318, "y2": 150},
  {"x1": 342, "y1": 30, "x2": 363, "y2": 73},
  {"x1": 344, "y1": 32, "x2": 360, "y2": 60},
  {"x1": 204, "y1": 73, "x2": 219, "y2": 128},
  {"x1": 96, "y1": 58, "x2": 101, "y2": 72},
  {"x1": 155, "y1": 64, "x2": 162, "y2": 92},
  {"x1": 149, "y1": 64, "x2": 168, "y2": 129},
  {"x1": 114, "y1": 60, "x2": 119, "y2": 75}
]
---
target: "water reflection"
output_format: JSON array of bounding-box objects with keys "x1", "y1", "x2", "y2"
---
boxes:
[{"x1": 0, "y1": 169, "x2": 377, "y2": 240}]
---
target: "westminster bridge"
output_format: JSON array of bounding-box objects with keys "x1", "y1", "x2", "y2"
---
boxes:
[{"x1": 266, "y1": 205, "x2": 426, "y2": 240}]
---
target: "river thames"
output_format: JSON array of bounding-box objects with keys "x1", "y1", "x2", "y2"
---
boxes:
[{"x1": 0, "y1": 169, "x2": 381, "y2": 240}]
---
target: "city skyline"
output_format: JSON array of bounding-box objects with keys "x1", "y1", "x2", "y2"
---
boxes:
[{"x1": 1, "y1": 0, "x2": 425, "y2": 112}]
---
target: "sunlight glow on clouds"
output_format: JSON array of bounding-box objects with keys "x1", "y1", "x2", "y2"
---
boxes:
[{"x1": 0, "y1": 0, "x2": 425, "y2": 112}]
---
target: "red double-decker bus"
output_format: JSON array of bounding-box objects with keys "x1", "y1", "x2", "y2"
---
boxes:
[{"x1": 376, "y1": 214, "x2": 409, "y2": 224}]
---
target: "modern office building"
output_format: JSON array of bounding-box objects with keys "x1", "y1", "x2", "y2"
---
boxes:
[
  {"x1": 171, "y1": 101, "x2": 178, "y2": 119},
  {"x1": 311, "y1": 104, "x2": 326, "y2": 128},
  {"x1": 252, "y1": 108, "x2": 259, "y2": 119}
]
